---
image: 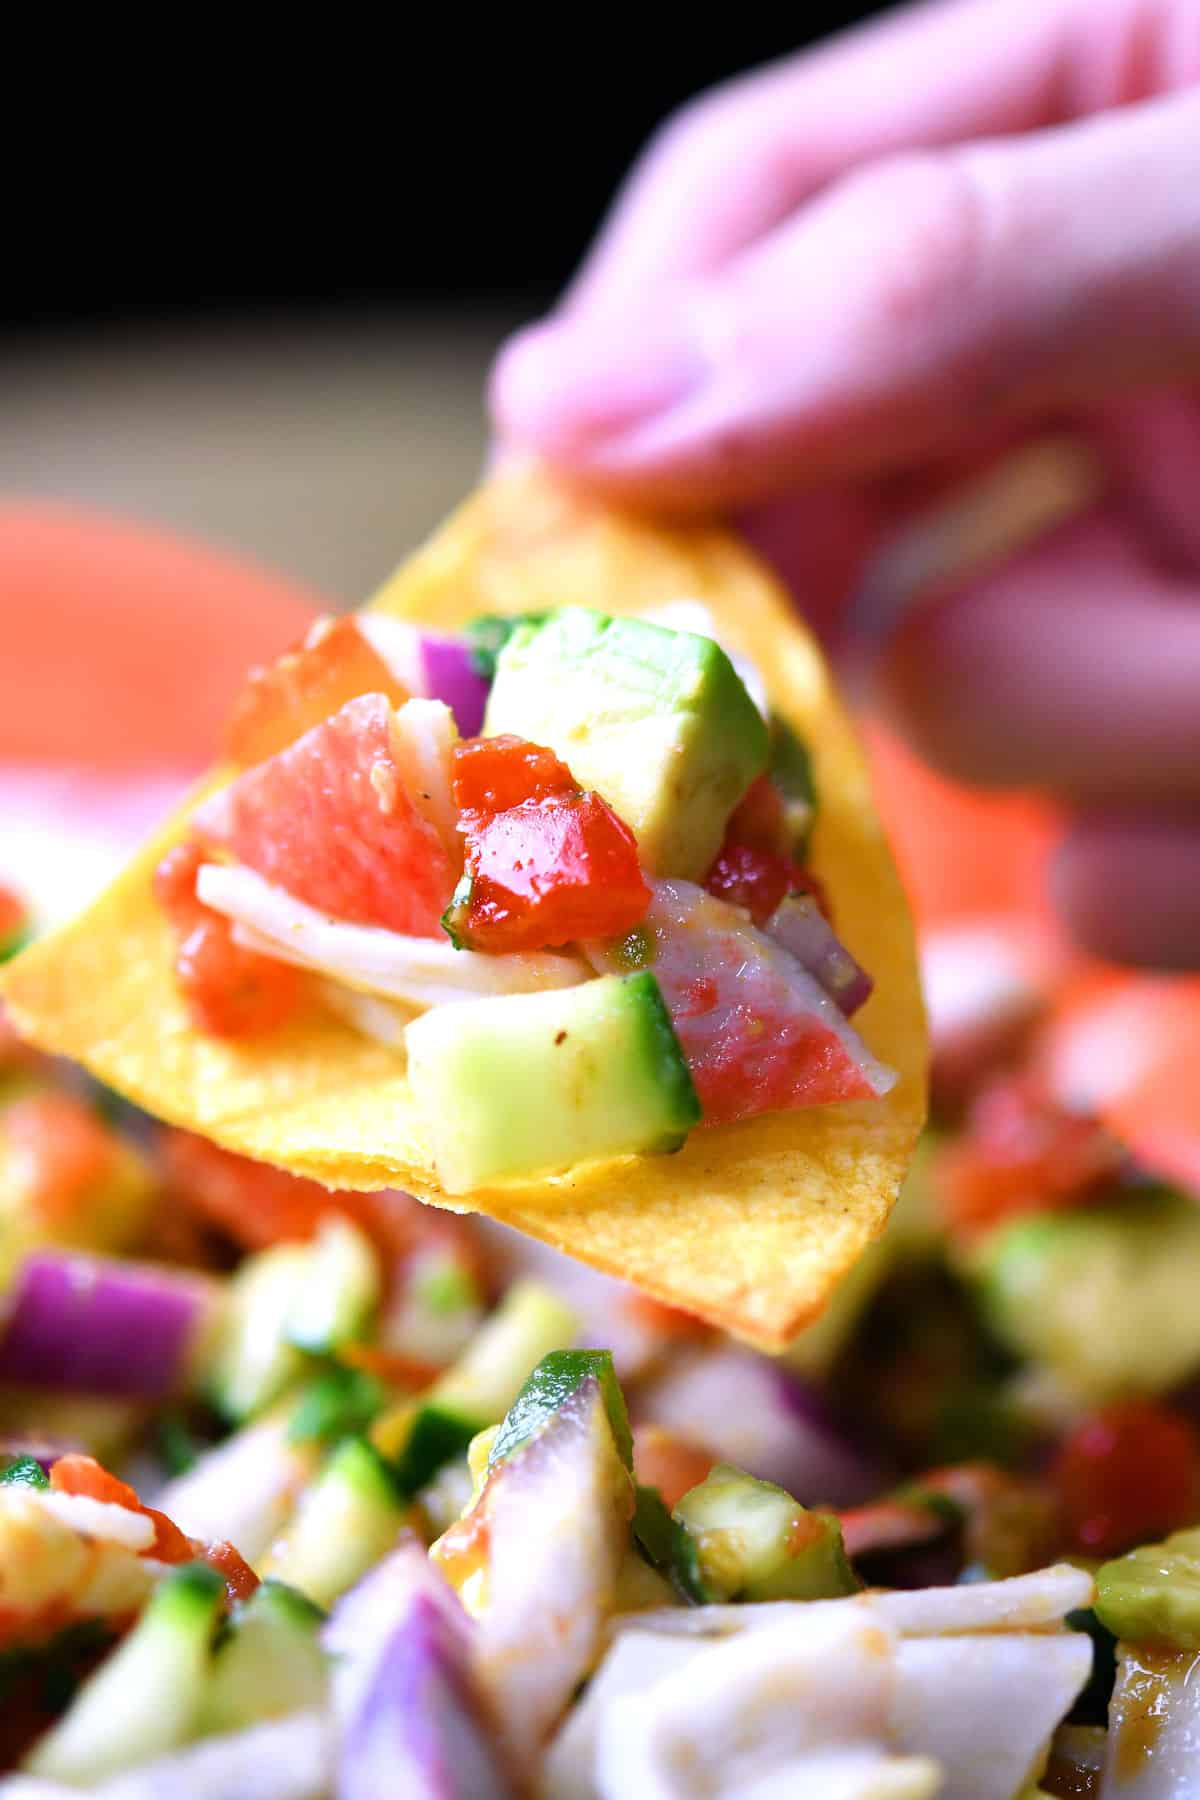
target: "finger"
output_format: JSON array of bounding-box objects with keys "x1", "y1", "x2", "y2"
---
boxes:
[
  {"x1": 1051, "y1": 813, "x2": 1200, "y2": 968},
  {"x1": 566, "y1": 0, "x2": 1200, "y2": 315},
  {"x1": 566, "y1": 0, "x2": 1074, "y2": 313},
  {"x1": 875, "y1": 510, "x2": 1200, "y2": 803},
  {"x1": 493, "y1": 92, "x2": 1200, "y2": 511}
]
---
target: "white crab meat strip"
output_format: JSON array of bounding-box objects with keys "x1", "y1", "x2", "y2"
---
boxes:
[{"x1": 197, "y1": 862, "x2": 588, "y2": 1010}]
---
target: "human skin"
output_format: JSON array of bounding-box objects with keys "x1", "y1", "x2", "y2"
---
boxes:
[{"x1": 491, "y1": 0, "x2": 1200, "y2": 968}]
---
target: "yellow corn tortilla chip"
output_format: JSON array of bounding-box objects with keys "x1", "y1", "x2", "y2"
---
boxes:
[{"x1": 3, "y1": 468, "x2": 926, "y2": 1348}]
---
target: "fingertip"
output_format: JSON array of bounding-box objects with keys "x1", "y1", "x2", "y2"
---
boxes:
[
  {"x1": 1050, "y1": 814, "x2": 1200, "y2": 971},
  {"x1": 488, "y1": 308, "x2": 705, "y2": 458}
]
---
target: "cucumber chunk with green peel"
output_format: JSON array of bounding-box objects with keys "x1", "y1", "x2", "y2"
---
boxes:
[
  {"x1": 406, "y1": 972, "x2": 701, "y2": 1193},
  {"x1": 264, "y1": 1438, "x2": 405, "y2": 1609},
  {"x1": 973, "y1": 1192, "x2": 1200, "y2": 1400},
  {"x1": 1095, "y1": 1527, "x2": 1200, "y2": 1651},
  {"x1": 25, "y1": 1562, "x2": 223, "y2": 1784},
  {"x1": 289, "y1": 1364, "x2": 389, "y2": 1449},
  {"x1": 0, "y1": 1455, "x2": 49, "y2": 1489},
  {"x1": 204, "y1": 1242, "x2": 312, "y2": 1423},
  {"x1": 484, "y1": 608, "x2": 769, "y2": 879},
  {"x1": 490, "y1": 1349, "x2": 633, "y2": 1471},
  {"x1": 389, "y1": 1281, "x2": 577, "y2": 1495},
  {"x1": 287, "y1": 1216, "x2": 379, "y2": 1355},
  {"x1": 197, "y1": 1580, "x2": 328, "y2": 1735},
  {"x1": 672, "y1": 1464, "x2": 860, "y2": 1604}
]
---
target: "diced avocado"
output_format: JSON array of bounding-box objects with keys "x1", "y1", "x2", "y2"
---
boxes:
[
  {"x1": 288, "y1": 1363, "x2": 388, "y2": 1449},
  {"x1": 0, "y1": 1455, "x2": 49, "y2": 1489},
  {"x1": 973, "y1": 1192, "x2": 1200, "y2": 1400},
  {"x1": 287, "y1": 1216, "x2": 379, "y2": 1355},
  {"x1": 263, "y1": 1436, "x2": 405, "y2": 1609},
  {"x1": 465, "y1": 611, "x2": 547, "y2": 680},
  {"x1": 197, "y1": 1580, "x2": 328, "y2": 1735},
  {"x1": 1096, "y1": 1527, "x2": 1200, "y2": 1650},
  {"x1": 406, "y1": 971, "x2": 701, "y2": 1193},
  {"x1": 767, "y1": 713, "x2": 817, "y2": 856},
  {"x1": 25, "y1": 1562, "x2": 223, "y2": 1784},
  {"x1": 204, "y1": 1241, "x2": 313, "y2": 1423},
  {"x1": 387, "y1": 1280, "x2": 577, "y2": 1494},
  {"x1": 484, "y1": 608, "x2": 769, "y2": 878},
  {"x1": 672, "y1": 1463, "x2": 859, "y2": 1604},
  {"x1": 490, "y1": 1348, "x2": 633, "y2": 1470}
]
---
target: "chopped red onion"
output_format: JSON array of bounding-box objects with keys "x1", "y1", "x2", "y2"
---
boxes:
[
  {"x1": 418, "y1": 636, "x2": 490, "y2": 738},
  {"x1": 326, "y1": 1543, "x2": 510, "y2": 1800},
  {"x1": 765, "y1": 894, "x2": 873, "y2": 1017},
  {"x1": 633, "y1": 1347, "x2": 882, "y2": 1508},
  {"x1": 0, "y1": 1253, "x2": 222, "y2": 1399}
]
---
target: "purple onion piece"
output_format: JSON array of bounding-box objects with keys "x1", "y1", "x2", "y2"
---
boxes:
[
  {"x1": 327, "y1": 1542, "x2": 511, "y2": 1800},
  {"x1": 634, "y1": 1347, "x2": 883, "y2": 1509},
  {"x1": 0, "y1": 1252, "x2": 222, "y2": 1399},
  {"x1": 340, "y1": 1594, "x2": 513, "y2": 1800},
  {"x1": 418, "y1": 636, "x2": 490, "y2": 738},
  {"x1": 765, "y1": 894, "x2": 873, "y2": 1016}
]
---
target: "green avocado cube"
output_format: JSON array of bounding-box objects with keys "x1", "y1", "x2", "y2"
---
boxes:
[
  {"x1": 405, "y1": 971, "x2": 700, "y2": 1192},
  {"x1": 972, "y1": 1192, "x2": 1200, "y2": 1401},
  {"x1": 484, "y1": 608, "x2": 769, "y2": 879},
  {"x1": 1096, "y1": 1527, "x2": 1200, "y2": 1651}
]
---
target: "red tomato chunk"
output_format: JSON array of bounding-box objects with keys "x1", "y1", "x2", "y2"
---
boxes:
[
  {"x1": 1051, "y1": 1401, "x2": 1200, "y2": 1559},
  {"x1": 154, "y1": 841, "x2": 301, "y2": 1039},
  {"x1": 449, "y1": 735, "x2": 650, "y2": 953}
]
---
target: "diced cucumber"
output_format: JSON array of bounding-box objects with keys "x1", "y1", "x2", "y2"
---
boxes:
[
  {"x1": 0, "y1": 1455, "x2": 49, "y2": 1489},
  {"x1": 672, "y1": 1464, "x2": 860, "y2": 1604},
  {"x1": 25, "y1": 1562, "x2": 223, "y2": 1784},
  {"x1": 433, "y1": 1283, "x2": 579, "y2": 1426},
  {"x1": 204, "y1": 1243, "x2": 312, "y2": 1423},
  {"x1": 288, "y1": 1364, "x2": 388, "y2": 1449},
  {"x1": 197, "y1": 1580, "x2": 328, "y2": 1736},
  {"x1": 388, "y1": 1281, "x2": 577, "y2": 1496},
  {"x1": 490, "y1": 1349, "x2": 633, "y2": 1471},
  {"x1": 406, "y1": 972, "x2": 701, "y2": 1193},
  {"x1": 287, "y1": 1216, "x2": 379, "y2": 1355},
  {"x1": 263, "y1": 1438, "x2": 405, "y2": 1609}
]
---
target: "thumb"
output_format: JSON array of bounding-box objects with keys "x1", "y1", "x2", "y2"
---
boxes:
[{"x1": 491, "y1": 92, "x2": 1200, "y2": 512}]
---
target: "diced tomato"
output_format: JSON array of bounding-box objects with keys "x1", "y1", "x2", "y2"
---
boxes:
[
  {"x1": 449, "y1": 734, "x2": 650, "y2": 953},
  {"x1": 152, "y1": 840, "x2": 208, "y2": 930},
  {"x1": 155, "y1": 841, "x2": 302, "y2": 1039},
  {"x1": 0, "y1": 883, "x2": 29, "y2": 957},
  {"x1": 202, "y1": 1538, "x2": 260, "y2": 1605},
  {"x1": 160, "y1": 1131, "x2": 488, "y2": 1289},
  {"x1": 338, "y1": 1341, "x2": 442, "y2": 1393},
  {"x1": 632, "y1": 1425, "x2": 716, "y2": 1510},
  {"x1": 49, "y1": 1453, "x2": 141, "y2": 1512},
  {"x1": 5, "y1": 1093, "x2": 120, "y2": 1227},
  {"x1": 725, "y1": 775, "x2": 789, "y2": 855},
  {"x1": 175, "y1": 913, "x2": 302, "y2": 1039},
  {"x1": 48, "y1": 1455, "x2": 195, "y2": 1563},
  {"x1": 1051, "y1": 1402, "x2": 1200, "y2": 1558},
  {"x1": 704, "y1": 842, "x2": 827, "y2": 928},
  {"x1": 933, "y1": 1073, "x2": 1122, "y2": 1238},
  {"x1": 451, "y1": 734, "x2": 576, "y2": 813},
  {"x1": 623, "y1": 1292, "x2": 712, "y2": 1343},
  {"x1": 224, "y1": 615, "x2": 410, "y2": 769}
]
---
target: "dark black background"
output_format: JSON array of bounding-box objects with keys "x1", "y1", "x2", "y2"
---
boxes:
[{"x1": 5, "y1": 8, "x2": 891, "y2": 333}]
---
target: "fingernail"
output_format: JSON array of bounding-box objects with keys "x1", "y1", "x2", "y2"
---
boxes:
[{"x1": 490, "y1": 310, "x2": 707, "y2": 451}]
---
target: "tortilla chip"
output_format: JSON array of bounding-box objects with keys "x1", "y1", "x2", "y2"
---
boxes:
[{"x1": 3, "y1": 468, "x2": 926, "y2": 1348}]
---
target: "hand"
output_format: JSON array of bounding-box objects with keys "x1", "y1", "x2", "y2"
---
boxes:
[{"x1": 490, "y1": 0, "x2": 1200, "y2": 968}]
